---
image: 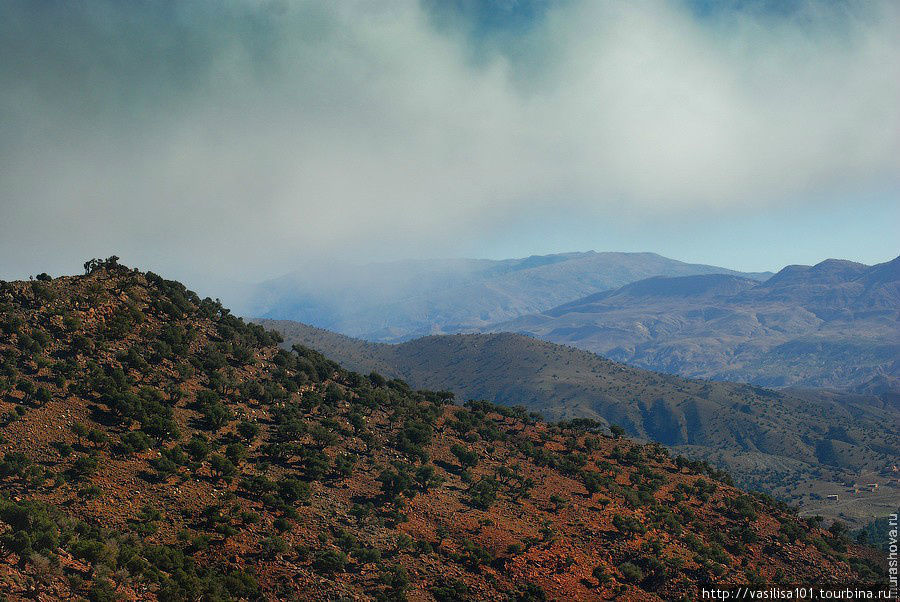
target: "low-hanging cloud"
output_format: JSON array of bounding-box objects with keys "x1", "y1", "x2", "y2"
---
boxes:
[{"x1": 1, "y1": 0, "x2": 898, "y2": 283}]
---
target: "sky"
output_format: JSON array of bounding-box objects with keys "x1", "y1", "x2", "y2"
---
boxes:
[{"x1": 1, "y1": 0, "x2": 898, "y2": 294}]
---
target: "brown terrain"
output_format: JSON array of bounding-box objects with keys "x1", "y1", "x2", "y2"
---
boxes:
[
  {"x1": 257, "y1": 319, "x2": 900, "y2": 525},
  {"x1": 0, "y1": 260, "x2": 885, "y2": 600}
]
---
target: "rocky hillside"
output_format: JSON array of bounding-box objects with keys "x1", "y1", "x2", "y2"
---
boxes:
[
  {"x1": 259, "y1": 320, "x2": 900, "y2": 524},
  {"x1": 245, "y1": 252, "x2": 770, "y2": 342},
  {"x1": 0, "y1": 260, "x2": 883, "y2": 600},
  {"x1": 491, "y1": 256, "x2": 900, "y2": 394}
]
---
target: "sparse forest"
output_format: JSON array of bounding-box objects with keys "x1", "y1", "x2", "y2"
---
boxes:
[{"x1": 0, "y1": 261, "x2": 885, "y2": 600}]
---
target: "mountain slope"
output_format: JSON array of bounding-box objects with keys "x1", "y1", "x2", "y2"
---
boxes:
[
  {"x1": 491, "y1": 256, "x2": 900, "y2": 392},
  {"x1": 258, "y1": 320, "x2": 900, "y2": 523},
  {"x1": 245, "y1": 252, "x2": 771, "y2": 342},
  {"x1": 1, "y1": 261, "x2": 883, "y2": 600}
]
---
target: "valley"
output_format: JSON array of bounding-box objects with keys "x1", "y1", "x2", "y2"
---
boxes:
[{"x1": 258, "y1": 320, "x2": 900, "y2": 525}]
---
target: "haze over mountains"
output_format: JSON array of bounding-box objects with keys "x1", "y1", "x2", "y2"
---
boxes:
[
  {"x1": 245, "y1": 252, "x2": 771, "y2": 342},
  {"x1": 493, "y1": 255, "x2": 900, "y2": 393},
  {"x1": 4, "y1": 0, "x2": 898, "y2": 595},
  {"x1": 248, "y1": 249, "x2": 898, "y2": 520},
  {"x1": 248, "y1": 251, "x2": 898, "y2": 396},
  {"x1": 259, "y1": 320, "x2": 900, "y2": 524}
]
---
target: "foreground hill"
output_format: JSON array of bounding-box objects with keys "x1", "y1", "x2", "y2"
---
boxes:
[
  {"x1": 490, "y1": 256, "x2": 900, "y2": 394},
  {"x1": 260, "y1": 320, "x2": 900, "y2": 523},
  {"x1": 0, "y1": 260, "x2": 882, "y2": 600},
  {"x1": 245, "y1": 252, "x2": 770, "y2": 342}
]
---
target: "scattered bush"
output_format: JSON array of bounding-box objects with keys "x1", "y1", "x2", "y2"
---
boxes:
[
  {"x1": 450, "y1": 444, "x2": 478, "y2": 470},
  {"x1": 619, "y1": 561, "x2": 644, "y2": 583},
  {"x1": 468, "y1": 476, "x2": 500, "y2": 510},
  {"x1": 313, "y1": 549, "x2": 347, "y2": 574}
]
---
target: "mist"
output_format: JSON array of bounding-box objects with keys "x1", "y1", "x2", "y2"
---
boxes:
[{"x1": 1, "y1": 0, "x2": 898, "y2": 291}]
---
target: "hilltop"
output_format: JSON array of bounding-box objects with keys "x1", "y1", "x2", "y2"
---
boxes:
[
  {"x1": 0, "y1": 259, "x2": 882, "y2": 600},
  {"x1": 244, "y1": 252, "x2": 770, "y2": 342},
  {"x1": 491, "y1": 256, "x2": 899, "y2": 394},
  {"x1": 260, "y1": 320, "x2": 900, "y2": 524}
]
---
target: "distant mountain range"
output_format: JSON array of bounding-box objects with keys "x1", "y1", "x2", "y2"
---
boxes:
[
  {"x1": 258, "y1": 320, "x2": 900, "y2": 521},
  {"x1": 490, "y1": 256, "x2": 899, "y2": 393},
  {"x1": 247, "y1": 251, "x2": 897, "y2": 395},
  {"x1": 245, "y1": 251, "x2": 771, "y2": 342}
]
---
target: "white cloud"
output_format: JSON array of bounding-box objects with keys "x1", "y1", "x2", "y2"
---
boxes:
[{"x1": 0, "y1": 0, "x2": 897, "y2": 282}]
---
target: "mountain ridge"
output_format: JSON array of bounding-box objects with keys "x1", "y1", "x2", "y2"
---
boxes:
[
  {"x1": 258, "y1": 319, "x2": 900, "y2": 524},
  {"x1": 244, "y1": 251, "x2": 772, "y2": 342},
  {"x1": 0, "y1": 261, "x2": 882, "y2": 599},
  {"x1": 490, "y1": 255, "x2": 900, "y2": 392}
]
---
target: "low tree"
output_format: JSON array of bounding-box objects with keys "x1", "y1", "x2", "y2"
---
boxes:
[
  {"x1": 34, "y1": 387, "x2": 52, "y2": 406},
  {"x1": 277, "y1": 478, "x2": 311, "y2": 505},
  {"x1": 209, "y1": 454, "x2": 236, "y2": 482},
  {"x1": 16, "y1": 379, "x2": 35, "y2": 402},
  {"x1": 619, "y1": 561, "x2": 644, "y2": 584},
  {"x1": 236, "y1": 420, "x2": 259, "y2": 442},
  {"x1": 0, "y1": 451, "x2": 31, "y2": 479},
  {"x1": 71, "y1": 422, "x2": 89, "y2": 446},
  {"x1": 468, "y1": 476, "x2": 500, "y2": 510},
  {"x1": 313, "y1": 549, "x2": 346, "y2": 574},
  {"x1": 87, "y1": 429, "x2": 108, "y2": 449},
  {"x1": 450, "y1": 444, "x2": 478, "y2": 470},
  {"x1": 377, "y1": 466, "x2": 413, "y2": 502},
  {"x1": 415, "y1": 464, "x2": 444, "y2": 492}
]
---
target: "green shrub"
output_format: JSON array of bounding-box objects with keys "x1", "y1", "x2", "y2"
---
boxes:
[
  {"x1": 431, "y1": 578, "x2": 470, "y2": 602},
  {"x1": 450, "y1": 444, "x2": 478, "y2": 469},
  {"x1": 224, "y1": 442, "x2": 247, "y2": 465},
  {"x1": 378, "y1": 467, "x2": 413, "y2": 501},
  {"x1": 277, "y1": 478, "x2": 311, "y2": 504},
  {"x1": 313, "y1": 549, "x2": 347, "y2": 574},
  {"x1": 592, "y1": 564, "x2": 610, "y2": 584},
  {"x1": 396, "y1": 419, "x2": 433, "y2": 460},
  {"x1": 16, "y1": 378, "x2": 35, "y2": 399},
  {"x1": 69, "y1": 454, "x2": 99, "y2": 480},
  {"x1": 186, "y1": 434, "x2": 210, "y2": 461},
  {"x1": 34, "y1": 386, "x2": 52, "y2": 405},
  {"x1": 353, "y1": 546, "x2": 381, "y2": 564},
  {"x1": 468, "y1": 476, "x2": 500, "y2": 510},
  {"x1": 415, "y1": 464, "x2": 444, "y2": 491},
  {"x1": 51, "y1": 441, "x2": 74, "y2": 457},
  {"x1": 619, "y1": 561, "x2": 644, "y2": 583},
  {"x1": 87, "y1": 429, "x2": 108, "y2": 448},
  {"x1": 79, "y1": 485, "x2": 102, "y2": 499},
  {"x1": 88, "y1": 577, "x2": 118, "y2": 602},
  {"x1": 0, "y1": 451, "x2": 32, "y2": 479},
  {"x1": 379, "y1": 564, "x2": 410, "y2": 598},
  {"x1": 120, "y1": 431, "x2": 151, "y2": 454},
  {"x1": 208, "y1": 455, "x2": 236, "y2": 481},
  {"x1": 515, "y1": 583, "x2": 548, "y2": 601},
  {"x1": 260, "y1": 536, "x2": 288, "y2": 558},
  {"x1": 201, "y1": 401, "x2": 231, "y2": 431},
  {"x1": 612, "y1": 514, "x2": 646, "y2": 537},
  {"x1": 334, "y1": 454, "x2": 356, "y2": 478},
  {"x1": 150, "y1": 456, "x2": 178, "y2": 480},
  {"x1": 236, "y1": 420, "x2": 259, "y2": 441}
]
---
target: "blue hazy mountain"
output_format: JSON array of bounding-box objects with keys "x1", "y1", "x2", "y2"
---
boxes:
[
  {"x1": 491, "y1": 255, "x2": 899, "y2": 392},
  {"x1": 245, "y1": 251, "x2": 770, "y2": 342}
]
